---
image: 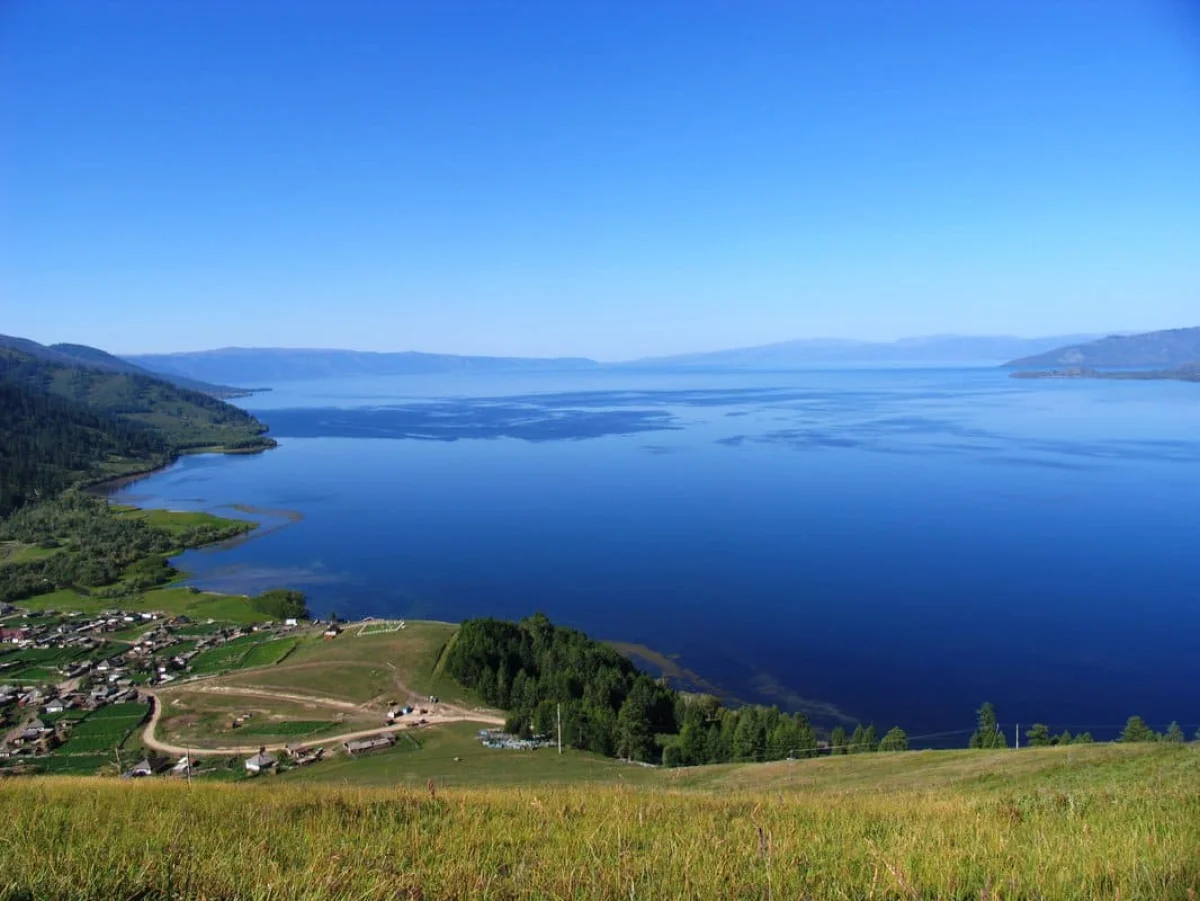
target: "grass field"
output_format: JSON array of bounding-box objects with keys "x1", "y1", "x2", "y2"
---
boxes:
[
  {"x1": 215, "y1": 621, "x2": 470, "y2": 705},
  {"x1": 239, "y1": 637, "x2": 298, "y2": 668},
  {"x1": 111, "y1": 506, "x2": 253, "y2": 537},
  {"x1": 16, "y1": 584, "x2": 268, "y2": 624},
  {"x1": 151, "y1": 622, "x2": 483, "y2": 749},
  {"x1": 2, "y1": 743, "x2": 1196, "y2": 899},
  {"x1": 0, "y1": 643, "x2": 99, "y2": 681},
  {"x1": 37, "y1": 703, "x2": 151, "y2": 774},
  {"x1": 0, "y1": 541, "x2": 62, "y2": 565},
  {"x1": 186, "y1": 632, "x2": 275, "y2": 675},
  {"x1": 283, "y1": 720, "x2": 665, "y2": 788},
  {"x1": 157, "y1": 690, "x2": 370, "y2": 748}
]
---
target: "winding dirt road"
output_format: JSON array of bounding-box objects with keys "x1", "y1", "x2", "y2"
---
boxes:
[{"x1": 140, "y1": 689, "x2": 504, "y2": 758}]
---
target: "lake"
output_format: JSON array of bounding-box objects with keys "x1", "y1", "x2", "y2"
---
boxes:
[{"x1": 109, "y1": 367, "x2": 1200, "y2": 742}]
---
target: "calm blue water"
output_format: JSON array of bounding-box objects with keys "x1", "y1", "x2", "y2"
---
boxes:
[{"x1": 110, "y1": 368, "x2": 1200, "y2": 742}]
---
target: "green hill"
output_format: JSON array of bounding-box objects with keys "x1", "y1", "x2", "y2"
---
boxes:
[
  {"x1": 0, "y1": 381, "x2": 170, "y2": 515},
  {"x1": 0, "y1": 344, "x2": 274, "y2": 516},
  {"x1": 0, "y1": 334, "x2": 251, "y2": 397}
]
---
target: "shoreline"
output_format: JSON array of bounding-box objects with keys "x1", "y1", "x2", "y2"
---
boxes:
[
  {"x1": 84, "y1": 460, "x2": 177, "y2": 495},
  {"x1": 86, "y1": 439, "x2": 278, "y2": 496}
]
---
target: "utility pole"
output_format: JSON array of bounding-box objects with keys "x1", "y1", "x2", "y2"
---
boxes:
[
  {"x1": 186, "y1": 743, "x2": 192, "y2": 788},
  {"x1": 1015, "y1": 724, "x2": 1020, "y2": 750},
  {"x1": 557, "y1": 703, "x2": 562, "y2": 755}
]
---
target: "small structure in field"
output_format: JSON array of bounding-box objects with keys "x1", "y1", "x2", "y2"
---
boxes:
[
  {"x1": 124, "y1": 759, "x2": 155, "y2": 779},
  {"x1": 285, "y1": 743, "x2": 325, "y2": 766},
  {"x1": 343, "y1": 734, "x2": 395, "y2": 755},
  {"x1": 245, "y1": 748, "x2": 277, "y2": 774}
]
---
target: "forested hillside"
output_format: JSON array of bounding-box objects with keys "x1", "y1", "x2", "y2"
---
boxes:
[
  {"x1": 444, "y1": 614, "x2": 896, "y2": 764},
  {"x1": 0, "y1": 382, "x2": 169, "y2": 516},
  {"x1": 0, "y1": 334, "x2": 250, "y2": 397},
  {"x1": 0, "y1": 344, "x2": 274, "y2": 517},
  {"x1": 0, "y1": 349, "x2": 272, "y2": 451}
]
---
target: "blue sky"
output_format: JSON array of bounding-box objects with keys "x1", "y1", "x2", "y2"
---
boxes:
[{"x1": 2, "y1": 1, "x2": 1198, "y2": 359}]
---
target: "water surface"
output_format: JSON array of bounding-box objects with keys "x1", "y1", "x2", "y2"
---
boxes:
[{"x1": 111, "y1": 368, "x2": 1200, "y2": 741}]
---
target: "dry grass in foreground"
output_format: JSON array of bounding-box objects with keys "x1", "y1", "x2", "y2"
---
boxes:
[{"x1": 0, "y1": 745, "x2": 1197, "y2": 900}]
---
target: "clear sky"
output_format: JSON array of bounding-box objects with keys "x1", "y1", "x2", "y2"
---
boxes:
[{"x1": 2, "y1": 1, "x2": 1199, "y2": 359}]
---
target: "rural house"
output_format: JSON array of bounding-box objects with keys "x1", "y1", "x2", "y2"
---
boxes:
[
  {"x1": 245, "y1": 750, "x2": 277, "y2": 774},
  {"x1": 344, "y1": 735, "x2": 396, "y2": 755}
]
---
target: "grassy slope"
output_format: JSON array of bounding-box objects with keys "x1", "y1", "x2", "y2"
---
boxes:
[
  {"x1": 3, "y1": 744, "x2": 1196, "y2": 899},
  {"x1": 283, "y1": 720, "x2": 667, "y2": 788},
  {"x1": 154, "y1": 623, "x2": 470, "y2": 748},
  {"x1": 18, "y1": 583, "x2": 267, "y2": 624},
  {"x1": 215, "y1": 622, "x2": 467, "y2": 704}
]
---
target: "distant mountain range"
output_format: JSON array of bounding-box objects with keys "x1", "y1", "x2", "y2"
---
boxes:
[
  {"x1": 0, "y1": 335, "x2": 249, "y2": 397},
  {"x1": 124, "y1": 347, "x2": 601, "y2": 385},
  {"x1": 120, "y1": 335, "x2": 1104, "y2": 383},
  {"x1": 1004, "y1": 327, "x2": 1200, "y2": 369},
  {"x1": 630, "y1": 334, "x2": 1105, "y2": 369}
]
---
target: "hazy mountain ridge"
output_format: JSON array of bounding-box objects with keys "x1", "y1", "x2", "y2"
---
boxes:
[
  {"x1": 122, "y1": 335, "x2": 1106, "y2": 383},
  {"x1": 633, "y1": 334, "x2": 1104, "y2": 369},
  {"x1": 124, "y1": 347, "x2": 603, "y2": 384},
  {"x1": 0, "y1": 335, "x2": 249, "y2": 397},
  {"x1": 1005, "y1": 327, "x2": 1200, "y2": 369}
]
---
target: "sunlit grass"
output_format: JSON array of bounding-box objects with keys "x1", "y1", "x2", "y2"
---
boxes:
[{"x1": 1, "y1": 744, "x2": 1196, "y2": 899}]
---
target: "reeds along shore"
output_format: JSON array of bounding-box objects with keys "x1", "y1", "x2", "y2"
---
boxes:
[{"x1": 2, "y1": 754, "x2": 1197, "y2": 901}]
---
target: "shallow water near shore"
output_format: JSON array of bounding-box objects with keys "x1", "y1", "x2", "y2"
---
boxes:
[{"x1": 107, "y1": 367, "x2": 1200, "y2": 740}]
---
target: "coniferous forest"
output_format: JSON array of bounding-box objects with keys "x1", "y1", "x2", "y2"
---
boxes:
[
  {"x1": 444, "y1": 614, "x2": 904, "y2": 765},
  {"x1": 0, "y1": 381, "x2": 170, "y2": 516},
  {"x1": 0, "y1": 344, "x2": 275, "y2": 517}
]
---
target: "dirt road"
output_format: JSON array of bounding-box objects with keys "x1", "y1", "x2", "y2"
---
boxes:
[{"x1": 141, "y1": 689, "x2": 504, "y2": 758}]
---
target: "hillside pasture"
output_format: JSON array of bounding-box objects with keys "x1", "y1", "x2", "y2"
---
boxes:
[{"x1": 2, "y1": 743, "x2": 1197, "y2": 900}]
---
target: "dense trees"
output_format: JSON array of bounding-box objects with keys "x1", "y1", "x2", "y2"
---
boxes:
[
  {"x1": 444, "y1": 615, "x2": 833, "y2": 765},
  {"x1": 0, "y1": 347, "x2": 274, "y2": 518},
  {"x1": 0, "y1": 381, "x2": 168, "y2": 517},
  {"x1": 0, "y1": 494, "x2": 251, "y2": 603},
  {"x1": 1024, "y1": 723, "x2": 1093, "y2": 747},
  {"x1": 251, "y1": 589, "x2": 309, "y2": 620},
  {"x1": 878, "y1": 726, "x2": 908, "y2": 752},
  {"x1": 0, "y1": 347, "x2": 271, "y2": 452}
]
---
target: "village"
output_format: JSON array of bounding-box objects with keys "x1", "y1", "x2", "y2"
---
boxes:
[
  {"x1": 1, "y1": 606, "x2": 509, "y2": 780},
  {"x1": 0, "y1": 605, "x2": 304, "y2": 774}
]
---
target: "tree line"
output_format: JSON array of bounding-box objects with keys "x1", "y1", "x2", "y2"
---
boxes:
[
  {"x1": 446, "y1": 621, "x2": 1198, "y2": 768},
  {"x1": 972, "y1": 702, "x2": 1196, "y2": 747},
  {"x1": 443, "y1": 615, "x2": 909, "y2": 766}
]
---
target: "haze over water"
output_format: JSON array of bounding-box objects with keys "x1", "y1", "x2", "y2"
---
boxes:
[{"x1": 111, "y1": 368, "x2": 1200, "y2": 741}]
